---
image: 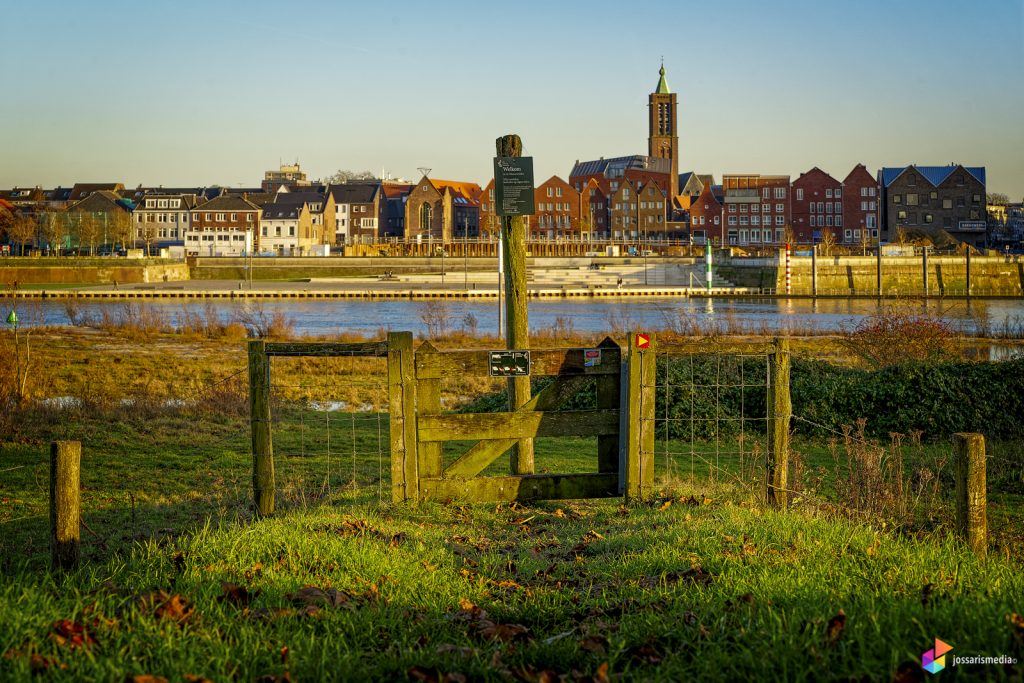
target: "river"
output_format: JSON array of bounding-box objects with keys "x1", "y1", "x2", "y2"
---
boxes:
[{"x1": 15, "y1": 297, "x2": 1024, "y2": 341}]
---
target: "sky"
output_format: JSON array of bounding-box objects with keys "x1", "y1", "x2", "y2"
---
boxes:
[{"x1": 1, "y1": 0, "x2": 1023, "y2": 196}]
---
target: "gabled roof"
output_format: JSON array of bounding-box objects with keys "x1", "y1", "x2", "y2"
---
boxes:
[
  {"x1": 879, "y1": 165, "x2": 986, "y2": 188},
  {"x1": 273, "y1": 191, "x2": 326, "y2": 207},
  {"x1": 68, "y1": 190, "x2": 131, "y2": 213},
  {"x1": 329, "y1": 183, "x2": 379, "y2": 204},
  {"x1": 430, "y1": 179, "x2": 482, "y2": 206},
  {"x1": 68, "y1": 183, "x2": 125, "y2": 202},
  {"x1": 261, "y1": 204, "x2": 301, "y2": 220},
  {"x1": 794, "y1": 166, "x2": 840, "y2": 186},
  {"x1": 197, "y1": 195, "x2": 261, "y2": 211}
]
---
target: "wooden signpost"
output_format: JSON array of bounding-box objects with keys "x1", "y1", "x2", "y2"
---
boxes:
[{"x1": 495, "y1": 134, "x2": 535, "y2": 475}]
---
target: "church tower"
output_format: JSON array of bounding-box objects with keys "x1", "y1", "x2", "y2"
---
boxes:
[{"x1": 648, "y1": 63, "x2": 679, "y2": 199}]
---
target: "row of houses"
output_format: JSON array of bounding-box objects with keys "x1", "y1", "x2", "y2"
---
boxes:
[{"x1": 0, "y1": 66, "x2": 993, "y2": 253}]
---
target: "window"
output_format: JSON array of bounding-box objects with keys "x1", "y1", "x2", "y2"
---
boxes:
[
  {"x1": 825, "y1": 202, "x2": 833, "y2": 214},
  {"x1": 825, "y1": 189, "x2": 832, "y2": 199},
  {"x1": 728, "y1": 204, "x2": 736, "y2": 213},
  {"x1": 869, "y1": 201, "x2": 876, "y2": 211},
  {"x1": 810, "y1": 215, "x2": 816, "y2": 227},
  {"x1": 836, "y1": 215, "x2": 842, "y2": 227},
  {"x1": 763, "y1": 188, "x2": 770, "y2": 199},
  {"x1": 713, "y1": 216, "x2": 720, "y2": 225},
  {"x1": 893, "y1": 195, "x2": 902, "y2": 205},
  {"x1": 776, "y1": 203, "x2": 784, "y2": 213},
  {"x1": 728, "y1": 216, "x2": 737, "y2": 226},
  {"x1": 204, "y1": 213, "x2": 211, "y2": 220},
  {"x1": 289, "y1": 227, "x2": 296, "y2": 236},
  {"x1": 740, "y1": 216, "x2": 748, "y2": 226},
  {"x1": 925, "y1": 214, "x2": 934, "y2": 224},
  {"x1": 835, "y1": 188, "x2": 841, "y2": 198},
  {"x1": 740, "y1": 204, "x2": 747, "y2": 213},
  {"x1": 860, "y1": 188, "x2": 868, "y2": 197},
  {"x1": 853, "y1": 229, "x2": 860, "y2": 239},
  {"x1": 972, "y1": 194, "x2": 981, "y2": 203},
  {"x1": 860, "y1": 201, "x2": 867, "y2": 211},
  {"x1": 261, "y1": 227, "x2": 267, "y2": 236},
  {"x1": 556, "y1": 187, "x2": 562, "y2": 197},
  {"x1": 751, "y1": 204, "x2": 759, "y2": 213},
  {"x1": 158, "y1": 199, "x2": 167, "y2": 208},
  {"x1": 546, "y1": 187, "x2": 552, "y2": 197},
  {"x1": 231, "y1": 213, "x2": 237, "y2": 221},
  {"x1": 869, "y1": 187, "x2": 876, "y2": 197},
  {"x1": 699, "y1": 216, "x2": 705, "y2": 225},
  {"x1": 942, "y1": 199, "x2": 952, "y2": 209},
  {"x1": 752, "y1": 216, "x2": 760, "y2": 225},
  {"x1": 775, "y1": 216, "x2": 784, "y2": 226},
  {"x1": 906, "y1": 194, "x2": 918, "y2": 206},
  {"x1": 774, "y1": 187, "x2": 785, "y2": 199},
  {"x1": 826, "y1": 215, "x2": 833, "y2": 227},
  {"x1": 762, "y1": 204, "x2": 770, "y2": 214},
  {"x1": 796, "y1": 188, "x2": 804, "y2": 201},
  {"x1": 867, "y1": 214, "x2": 876, "y2": 229},
  {"x1": 739, "y1": 229, "x2": 748, "y2": 243},
  {"x1": 897, "y1": 210, "x2": 907, "y2": 220},
  {"x1": 908, "y1": 174, "x2": 917, "y2": 186}
]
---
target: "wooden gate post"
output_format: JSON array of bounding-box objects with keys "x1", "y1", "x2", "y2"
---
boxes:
[
  {"x1": 953, "y1": 433, "x2": 987, "y2": 557},
  {"x1": 387, "y1": 332, "x2": 418, "y2": 503},
  {"x1": 621, "y1": 333, "x2": 656, "y2": 501},
  {"x1": 766, "y1": 338, "x2": 791, "y2": 508},
  {"x1": 248, "y1": 340, "x2": 275, "y2": 516},
  {"x1": 496, "y1": 134, "x2": 533, "y2": 475},
  {"x1": 596, "y1": 337, "x2": 622, "y2": 474},
  {"x1": 50, "y1": 441, "x2": 80, "y2": 571}
]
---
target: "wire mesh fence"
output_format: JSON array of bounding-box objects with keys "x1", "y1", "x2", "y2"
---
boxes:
[
  {"x1": 646, "y1": 349, "x2": 771, "y2": 496},
  {"x1": 267, "y1": 351, "x2": 390, "y2": 509}
]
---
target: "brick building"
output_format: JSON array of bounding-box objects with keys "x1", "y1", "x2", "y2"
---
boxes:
[
  {"x1": 792, "y1": 167, "x2": 842, "y2": 244},
  {"x1": 648, "y1": 64, "x2": 679, "y2": 199},
  {"x1": 841, "y1": 164, "x2": 880, "y2": 245},
  {"x1": 687, "y1": 183, "x2": 723, "y2": 245},
  {"x1": 722, "y1": 175, "x2": 791, "y2": 246},
  {"x1": 529, "y1": 175, "x2": 579, "y2": 240},
  {"x1": 404, "y1": 175, "x2": 481, "y2": 242},
  {"x1": 329, "y1": 183, "x2": 382, "y2": 244},
  {"x1": 186, "y1": 194, "x2": 260, "y2": 257},
  {"x1": 878, "y1": 165, "x2": 987, "y2": 247}
]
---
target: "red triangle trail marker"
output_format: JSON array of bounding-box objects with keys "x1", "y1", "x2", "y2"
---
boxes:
[{"x1": 635, "y1": 333, "x2": 650, "y2": 349}]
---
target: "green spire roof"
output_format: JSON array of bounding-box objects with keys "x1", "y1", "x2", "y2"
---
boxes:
[{"x1": 655, "y1": 64, "x2": 670, "y2": 94}]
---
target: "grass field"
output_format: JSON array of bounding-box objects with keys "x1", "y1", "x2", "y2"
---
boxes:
[{"x1": 1, "y1": 328, "x2": 1023, "y2": 680}]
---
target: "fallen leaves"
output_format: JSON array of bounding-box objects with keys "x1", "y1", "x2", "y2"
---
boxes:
[
  {"x1": 450, "y1": 599, "x2": 531, "y2": 643},
  {"x1": 825, "y1": 609, "x2": 846, "y2": 647},
  {"x1": 218, "y1": 581, "x2": 259, "y2": 608},
  {"x1": 136, "y1": 591, "x2": 194, "y2": 625},
  {"x1": 50, "y1": 619, "x2": 97, "y2": 649},
  {"x1": 326, "y1": 518, "x2": 408, "y2": 547}
]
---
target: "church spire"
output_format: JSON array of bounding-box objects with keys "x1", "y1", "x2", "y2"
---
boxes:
[{"x1": 655, "y1": 62, "x2": 670, "y2": 94}]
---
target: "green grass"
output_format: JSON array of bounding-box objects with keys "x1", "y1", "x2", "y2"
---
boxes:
[{"x1": 2, "y1": 403, "x2": 1023, "y2": 680}]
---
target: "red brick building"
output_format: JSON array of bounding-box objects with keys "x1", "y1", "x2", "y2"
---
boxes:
[
  {"x1": 687, "y1": 183, "x2": 723, "y2": 245},
  {"x1": 792, "y1": 167, "x2": 842, "y2": 244},
  {"x1": 404, "y1": 176, "x2": 481, "y2": 241},
  {"x1": 529, "y1": 175, "x2": 579, "y2": 240},
  {"x1": 841, "y1": 164, "x2": 880, "y2": 245},
  {"x1": 722, "y1": 175, "x2": 791, "y2": 246}
]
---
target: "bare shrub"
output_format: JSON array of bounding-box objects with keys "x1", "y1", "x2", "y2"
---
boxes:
[
  {"x1": 236, "y1": 303, "x2": 295, "y2": 339},
  {"x1": 461, "y1": 312, "x2": 479, "y2": 337},
  {"x1": 841, "y1": 305, "x2": 958, "y2": 368},
  {"x1": 420, "y1": 300, "x2": 450, "y2": 339}
]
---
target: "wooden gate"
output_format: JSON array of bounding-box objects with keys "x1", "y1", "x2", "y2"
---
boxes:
[{"x1": 388, "y1": 332, "x2": 656, "y2": 503}]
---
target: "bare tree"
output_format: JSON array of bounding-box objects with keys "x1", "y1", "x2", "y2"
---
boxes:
[
  {"x1": 109, "y1": 210, "x2": 133, "y2": 251},
  {"x1": 987, "y1": 192, "x2": 1009, "y2": 205},
  {"x1": 76, "y1": 212, "x2": 102, "y2": 256},
  {"x1": 328, "y1": 169, "x2": 375, "y2": 184},
  {"x1": 42, "y1": 211, "x2": 67, "y2": 255},
  {"x1": 7, "y1": 214, "x2": 36, "y2": 256},
  {"x1": 818, "y1": 227, "x2": 837, "y2": 257},
  {"x1": 894, "y1": 226, "x2": 909, "y2": 247}
]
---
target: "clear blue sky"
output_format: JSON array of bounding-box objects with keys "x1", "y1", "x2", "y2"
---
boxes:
[{"x1": 2, "y1": 0, "x2": 1022, "y2": 196}]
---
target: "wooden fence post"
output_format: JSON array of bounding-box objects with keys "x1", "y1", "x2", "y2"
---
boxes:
[
  {"x1": 496, "y1": 134, "x2": 533, "y2": 475},
  {"x1": 248, "y1": 340, "x2": 275, "y2": 516},
  {"x1": 415, "y1": 341, "x2": 443, "y2": 480},
  {"x1": 621, "y1": 333, "x2": 656, "y2": 501},
  {"x1": 596, "y1": 336, "x2": 622, "y2": 474},
  {"x1": 387, "y1": 332, "x2": 418, "y2": 503},
  {"x1": 50, "y1": 441, "x2": 80, "y2": 571},
  {"x1": 766, "y1": 338, "x2": 791, "y2": 508},
  {"x1": 953, "y1": 433, "x2": 987, "y2": 557}
]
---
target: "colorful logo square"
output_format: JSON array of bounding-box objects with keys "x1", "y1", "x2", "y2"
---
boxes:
[{"x1": 922, "y1": 638, "x2": 953, "y2": 674}]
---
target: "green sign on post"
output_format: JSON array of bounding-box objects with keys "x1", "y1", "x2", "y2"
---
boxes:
[{"x1": 493, "y1": 156, "x2": 535, "y2": 217}]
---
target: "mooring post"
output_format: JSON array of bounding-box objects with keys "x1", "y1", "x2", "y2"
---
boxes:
[
  {"x1": 966, "y1": 247, "x2": 972, "y2": 298},
  {"x1": 248, "y1": 339, "x2": 275, "y2": 515},
  {"x1": 496, "y1": 134, "x2": 533, "y2": 475},
  {"x1": 953, "y1": 433, "x2": 987, "y2": 557},
  {"x1": 922, "y1": 246, "x2": 929, "y2": 297},
  {"x1": 766, "y1": 338, "x2": 791, "y2": 508},
  {"x1": 811, "y1": 244, "x2": 818, "y2": 298},
  {"x1": 50, "y1": 441, "x2": 81, "y2": 571},
  {"x1": 387, "y1": 332, "x2": 418, "y2": 503}
]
